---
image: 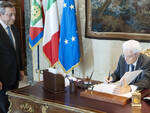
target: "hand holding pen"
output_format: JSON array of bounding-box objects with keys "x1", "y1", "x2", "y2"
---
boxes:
[{"x1": 104, "y1": 71, "x2": 113, "y2": 83}]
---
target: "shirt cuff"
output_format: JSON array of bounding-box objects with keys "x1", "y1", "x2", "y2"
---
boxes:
[{"x1": 130, "y1": 85, "x2": 138, "y2": 92}]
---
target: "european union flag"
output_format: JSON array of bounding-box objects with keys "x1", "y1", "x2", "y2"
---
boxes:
[{"x1": 59, "y1": 0, "x2": 80, "y2": 73}]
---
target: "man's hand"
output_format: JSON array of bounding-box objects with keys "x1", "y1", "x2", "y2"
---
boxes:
[
  {"x1": 0, "y1": 81, "x2": 3, "y2": 90},
  {"x1": 113, "y1": 78, "x2": 131, "y2": 94},
  {"x1": 19, "y1": 70, "x2": 25, "y2": 81},
  {"x1": 104, "y1": 76, "x2": 113, "y2": 83}
]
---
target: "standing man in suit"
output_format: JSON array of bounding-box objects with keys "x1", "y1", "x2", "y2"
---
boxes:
[
  {"x1": 0, "y1": 1, "x2": 24, "y2": 113},
  {"x1": 105, "y1": 40, "x2": 150, "y2": 94}
]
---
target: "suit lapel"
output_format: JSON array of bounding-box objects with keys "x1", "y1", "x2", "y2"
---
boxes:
[
  {"x1": 10, "y1": 26, "x2": 17, "y2": 49},
  {"x1": 0, "y1": 24, "x2": 15, "y2": 49},
  {"x1": 135, "y1": 54, "x2": 142, "y2": 70},
  {"x1": 125, "y1": 63, "x2": 129, "y2": 72}
]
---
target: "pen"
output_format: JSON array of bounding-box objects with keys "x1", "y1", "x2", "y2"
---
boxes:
[
  {"x1": 92, "y1": 85, "x2": 94, "y2": 91},
  {"x1": 108, "y1": 71, "x2": 111, "y2": 81}
]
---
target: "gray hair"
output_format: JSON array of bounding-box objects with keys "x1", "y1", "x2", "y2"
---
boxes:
[
  {"x1": 122, "y1": 40, "x2": 142, "y2": 54},
  {"x1": 0, "y1": 1, "x2": 14, "y2": 15}
]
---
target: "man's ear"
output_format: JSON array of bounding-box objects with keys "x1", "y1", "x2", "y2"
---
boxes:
[{"x1": 135, "y1": 53, "x2": 140, "y2": 57}]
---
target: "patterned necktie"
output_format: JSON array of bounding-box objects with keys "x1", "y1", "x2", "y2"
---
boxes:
[
  {"x1": 131, "y1": 64, "x2": 134, "y2": 71},
  {"x1": 7, "y1": 26, "x2": 13, "y2": 44}
]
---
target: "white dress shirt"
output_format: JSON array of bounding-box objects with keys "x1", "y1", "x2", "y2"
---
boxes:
[
  {"x1": 0, "y1": 20, "x2": 16, "y2": 49},
  {"x1": 129, "y1": 58, "x2": 138, "y2": 92}
]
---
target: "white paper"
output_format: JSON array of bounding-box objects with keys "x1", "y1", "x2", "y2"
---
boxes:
[
  {"x1": 119, "y1": 70, "x2": 143, "y2": 85},
  {"x1": 65, "y1": 78, "x2": 70, "y2": 87},
  {"x1": 48, "y1": 68, "x2": 57, "y2": 74},
  {"x1": 68, "y1": 76, "x2": 77, "y2": 81},
  {"x1": 90, "y1": 83, "x2": 132, "y2": 98},
  {"x1": 64, "y1": 75, "x2": 79, "y2": 87},
  {"x1": 91, "y1": 83, "x2": 116, "y2": 94}
]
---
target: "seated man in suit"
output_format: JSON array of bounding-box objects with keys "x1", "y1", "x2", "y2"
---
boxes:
[{"x1": 105, "y1": 40, "x2": 150, "y2": 94}]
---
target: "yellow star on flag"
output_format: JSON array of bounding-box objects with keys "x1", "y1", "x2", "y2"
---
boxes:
[
  {"x1": 72, "y1": 36, "x2": 75, "y2": 41},
  {"x1": 64, "y1": 39, "x2": 68, "y2": 44},
  {"x1": 70, "y1": 4, "x2": 74, "y2": 10},
  {"x1": 64, "y1": 3, "x2": 67, "y2": 8}
]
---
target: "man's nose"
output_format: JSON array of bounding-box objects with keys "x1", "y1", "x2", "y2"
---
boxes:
[{"x1": 12, "y1": 15, "x2": 16, "y2": 20}]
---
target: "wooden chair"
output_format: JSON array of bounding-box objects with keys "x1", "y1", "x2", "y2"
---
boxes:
[{"x1": 141, "y1": 49, "x2": 150, "y2": 57}]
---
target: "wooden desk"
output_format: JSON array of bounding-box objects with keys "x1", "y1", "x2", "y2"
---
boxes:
[{"x1": 7, "y1": 82, "x2": 150, "y2": 113}]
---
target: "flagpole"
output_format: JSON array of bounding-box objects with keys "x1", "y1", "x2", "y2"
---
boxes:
[
  {"x1": 72, "y1": 69, "x2": 74, "y2": 77},
  {"x1": 37, "y1": 45, "x2": 40, "y2": 81}
]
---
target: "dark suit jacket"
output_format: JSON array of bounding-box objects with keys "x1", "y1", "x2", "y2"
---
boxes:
[
  {"x1": 0, "y1": 24, "x2": 23, "y2": 88},
  {"x1": 111, "y1": 54, "x2": 150, "y2": 90}
]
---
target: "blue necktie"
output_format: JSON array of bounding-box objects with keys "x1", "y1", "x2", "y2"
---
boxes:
[
  {"x1": 7, "y1": 26, "x2": 13, "y2": 44},
  {"x1": 131, "y1": 64, "x2": 134, "y2": 71}
]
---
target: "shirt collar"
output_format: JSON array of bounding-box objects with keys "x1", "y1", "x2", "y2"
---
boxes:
[
  {"x1": 0, "y1": 20, "x2": 9, "y2": 29},
  {"x1": 132, "y1": 57, "x2": 138, "y2": 67}
]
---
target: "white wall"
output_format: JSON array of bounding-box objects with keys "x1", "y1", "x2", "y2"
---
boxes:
[{"x1": 32, "y1": 0, "x2": 150, "y2": 82}]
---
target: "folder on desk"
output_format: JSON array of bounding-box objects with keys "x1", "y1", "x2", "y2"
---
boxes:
[
  {"x1": 80, "y1": 90, "x2": 129, "y2": 105},
  {"x1": 91, "y1": 83, "x2": 132, "y2": 98}
]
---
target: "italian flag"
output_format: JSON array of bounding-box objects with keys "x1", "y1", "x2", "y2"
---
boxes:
[{"x1": 42, "y1": 0, "x2": 60, "y2": 66}]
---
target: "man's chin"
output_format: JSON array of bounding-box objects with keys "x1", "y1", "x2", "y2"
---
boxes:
[
  {"x1": 9, "y1": 22, "x2": 15, "y2": 25},
  {"x1": 126, "y1": 62, "x2": 131, "y2": 65}
]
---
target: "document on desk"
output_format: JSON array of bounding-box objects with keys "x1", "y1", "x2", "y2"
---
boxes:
[
  {"x1": 91, "y1": 83, "x2": 132, "y2": 98},
  {"x1": 119, "y1": 70, "x2": 143, "y2": 85},
  {"x1": 91, "y1": 70, "x2": 143, "y2": 98}
]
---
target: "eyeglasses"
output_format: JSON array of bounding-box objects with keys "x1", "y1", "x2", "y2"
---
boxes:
[
  {"x1": 122, "y1": 54, "x2": 136, "y2": 59},
  {"x1": 4, "y1": 13, "x2": 16, "y2": 18}
]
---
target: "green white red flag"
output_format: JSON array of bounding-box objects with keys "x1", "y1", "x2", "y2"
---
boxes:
[
  {"x1": 42, "y1": 0, "x2": 60, "y2": 66},
  {"x1": 29, "y1": 0, "x2": 44, "y2": 49}
]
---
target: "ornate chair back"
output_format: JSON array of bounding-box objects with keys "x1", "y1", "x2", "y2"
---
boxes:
[{"x1": 141, "y1": 49, "x2": 150, "y2": 57}]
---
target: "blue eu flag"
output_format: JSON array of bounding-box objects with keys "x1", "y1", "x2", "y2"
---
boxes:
[{"x1": 59, "y1": 0, "x2": 80, "y2": 72}]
